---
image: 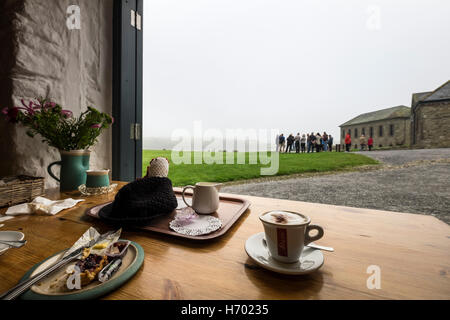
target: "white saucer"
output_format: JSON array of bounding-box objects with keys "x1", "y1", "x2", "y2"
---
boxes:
[
  {"x1": 245, "y1": 232, "x2": 324, "y2": 275},
  {"x1": 0, "y1": 231, "x2": 25, "y2": 256}
]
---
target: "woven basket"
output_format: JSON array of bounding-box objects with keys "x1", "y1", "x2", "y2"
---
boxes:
[{"x1": 0, "y1": 176, "x2": 45, "y2": 207}]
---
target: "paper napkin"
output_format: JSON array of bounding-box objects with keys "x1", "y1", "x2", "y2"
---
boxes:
[
  {"x1": 0, "y1": 216, "x2": 14, "y2": 223},
  {"x1": 5, "y1": 197, "x2": 85, "y2": 216}
]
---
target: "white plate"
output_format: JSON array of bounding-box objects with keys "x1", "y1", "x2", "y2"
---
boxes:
[
  {"x1": 245, "y1": 232, "x2": 324, "y2": 275},
  {"x1": 0, "y1": 231, "x2": 25, "y2": 256}
]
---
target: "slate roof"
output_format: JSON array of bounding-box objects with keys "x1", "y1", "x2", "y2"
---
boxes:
[
  {"x1": 412, "y1": 92, "x2": 432, "y2": 108},
  {"x1": 339, "y1": 106, "x2": 411, "y2": 127},
  {"x1": 412, "y1": 80, "x2": 450, "y2": 109}
]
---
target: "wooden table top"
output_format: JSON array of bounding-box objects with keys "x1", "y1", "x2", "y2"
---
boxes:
[{"x1": 0, "y1": 182, "x2": 449, "y2": 300}]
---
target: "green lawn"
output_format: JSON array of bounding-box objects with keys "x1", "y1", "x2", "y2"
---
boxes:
[{"x1": 143, "y1": 150, "x2": 378, "y2": 187}]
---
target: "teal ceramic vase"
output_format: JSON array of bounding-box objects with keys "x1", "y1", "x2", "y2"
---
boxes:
[{"x1": 47, "y1": 150, "x2": 91, "y2": 191}]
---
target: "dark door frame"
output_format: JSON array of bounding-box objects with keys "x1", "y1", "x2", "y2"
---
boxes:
[{"x1": 112, "y1": 0, "x2": 143, "y2": 182}]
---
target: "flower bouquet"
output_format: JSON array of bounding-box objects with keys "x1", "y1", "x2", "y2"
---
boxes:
[
  {"x1": 2, "y1": 98, "x2": 113, "y2": 191},
  {"x1": 2, "y1": 98, "x2": 113, "y2": 151}
]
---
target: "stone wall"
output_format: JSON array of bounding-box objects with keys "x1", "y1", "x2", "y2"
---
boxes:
[
  {"x1": 0, "y1": 0, "x2": 113, "y2": 188},
  {"x1": 414, "y1": 101, "x2": 450, "y2": 148},
  {"x1": 340, "y1": 118, "x2": 411, "y2": 149}
]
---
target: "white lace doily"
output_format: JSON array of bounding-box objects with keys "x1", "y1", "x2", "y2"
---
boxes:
[{"x1": 169, "y1": 208, "x2": 222, "y2": 236}]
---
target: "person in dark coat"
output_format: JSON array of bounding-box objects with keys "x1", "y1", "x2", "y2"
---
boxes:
[
  {"x1": 328, "y1": 135, "x2": 333, "y2": 152},
  {"x1": 286, "y1": 134, "x2": 295, "y2": 153},
  {"x1": 294, "y1": 133, "x2": 301, "y2": 153},
  {"x1": 309, "y1": 133, "x2": 317, "y2": 152}
]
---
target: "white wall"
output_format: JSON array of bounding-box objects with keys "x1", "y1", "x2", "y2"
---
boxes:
[{"x1": 1, "y1": 0, "x2": 113, "y2": 188}]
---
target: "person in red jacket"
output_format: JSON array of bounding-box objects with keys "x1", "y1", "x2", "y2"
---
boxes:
[
  {"x1": 345, "y1": 133, "x2": 352, "y2": 152},
  {"x1": 368, "y1": 136, "x2": 374, "y2": 151}
]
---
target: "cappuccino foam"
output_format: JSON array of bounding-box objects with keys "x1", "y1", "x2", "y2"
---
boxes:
[{"x1": 260, "y1": 211, "x2": 307, "y2": 225}]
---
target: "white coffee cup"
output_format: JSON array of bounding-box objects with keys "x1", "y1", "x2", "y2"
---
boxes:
[
  {"x1": 182, "y1": 182, "x2": 222, "y2": 215},
  {"x1": 260, "y1": 211, "x2": 324, "y2": 263}
]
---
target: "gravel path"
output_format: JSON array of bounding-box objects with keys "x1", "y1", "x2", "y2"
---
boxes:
[
  {"x1": 355, "y1": 148, "x2": 450, "y2": 165},
  {"x1": 222, "y1": 149, "x2": 450, "y2": 224}
]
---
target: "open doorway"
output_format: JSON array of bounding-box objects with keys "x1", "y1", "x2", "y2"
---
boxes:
[{"x1": 140, "y1": 1, "x2": 450, "y2": 225}]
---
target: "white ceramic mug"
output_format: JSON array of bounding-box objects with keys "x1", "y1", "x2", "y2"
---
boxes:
[
  {"x1": 182, "y1": 182, "x2": 221, "y2": 215},
  {"x1": 260, "y1": 211, "x2": 324, "y2": 263}
]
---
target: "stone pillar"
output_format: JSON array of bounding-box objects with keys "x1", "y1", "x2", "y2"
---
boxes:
[
  {"x1": 0, "y1": 0, "x2": 24, "y2": 178},
  {"x1": 0, "y1": 0, "x2": 113, "y2": 188}
]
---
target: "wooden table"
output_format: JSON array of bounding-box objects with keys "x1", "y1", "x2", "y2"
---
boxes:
[{"x1": 0, "y1": 182, "x2": 449, "y2": 300}]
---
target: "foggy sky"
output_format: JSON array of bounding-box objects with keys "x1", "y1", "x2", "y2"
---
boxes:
[{"x1": 143, "y1": 0, "x2": 450, "y2": 144}]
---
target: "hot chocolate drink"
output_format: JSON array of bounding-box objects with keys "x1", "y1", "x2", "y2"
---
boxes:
[{"x1": 260, "y1": 211, "x2": 307, "y2": 226}]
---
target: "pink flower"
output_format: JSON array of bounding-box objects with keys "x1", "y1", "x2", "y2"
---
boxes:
[
  {"x1": 61, "y1": 110, "x2": 73, "y2": 118},
  {"x1": 21, "y1": 99, "x2": 29, "y2": 108},
  {"x1": 21, "y1": 99, "x2": 35, "y2": 115},
  {"x1": 111, "y1": 117, "x2": 115, "y2": 125},
  {"x1": 91, "y1": 123, "x2": 102, "y2": 129},
  {"x1": 1, "y1": 107, "x2": 8, "y2": 115}
]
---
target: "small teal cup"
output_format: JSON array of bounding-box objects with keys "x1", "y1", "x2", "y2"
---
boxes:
[{"x1": 86, "y1": 170, "x2": 111, "y2": 188}]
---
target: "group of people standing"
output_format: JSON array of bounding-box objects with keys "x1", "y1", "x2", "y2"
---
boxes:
[
  {"x1": 344, "y1": 133, "x2": 374, "y2": 152},
  {"x1": 277, "y1": 132, "x2": 334, "y2": 153}
]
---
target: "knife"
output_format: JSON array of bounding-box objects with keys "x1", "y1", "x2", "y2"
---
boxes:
[{"x1": 0, "y1": 230, "x2": 119, "y2": 300}]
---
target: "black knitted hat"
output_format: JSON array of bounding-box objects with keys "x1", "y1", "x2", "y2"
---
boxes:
[{"x1": 99, "y1": 177, "x2": 178, "y2": 226}]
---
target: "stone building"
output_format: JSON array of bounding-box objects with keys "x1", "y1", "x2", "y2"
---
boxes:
[
  {"x1": 339, "y1": 106, "x2": 411, "y2": 149},
  {"x1": 411, "y1": 81, "x2": 450, "y2": 148}
]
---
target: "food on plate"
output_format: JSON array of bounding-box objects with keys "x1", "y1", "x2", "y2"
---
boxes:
[
  {"x1": 33, "y1": 229, "x2": 129, "y2": 294},
  {"x1": 92, "y1": 242, "x2": 109, "y2": 250},
  {"x1": 109, "y1": 243, "x2": 125, "y2": 255},
  {"x1": 106, "y1": 241, "x2": 130, "y2": 259},
  {"x1": 75, "y1": 254, "x2": 109, "y2": 286}
]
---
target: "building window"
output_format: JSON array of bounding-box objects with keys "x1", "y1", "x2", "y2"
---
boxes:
[
  {"x1": 389, "y1": 124, "x2": 394, "y2": 136},
  {"x1": 379, "y1": 125, "x2": 383, "y2": 137},
  {"x1": 342, "y1": 130, "x2": 345, "y2": 139},
  {"x1": 362, "y1": 128, "x2": 366, "y2": 136},
  {"x1": 370, "y1": 127, "x2": 374, "y2": 137},
  {"x1": 348, "y1": 129, "x2": 351, "y2": 136},
  {"x1": 355, "y1": 128, "x2": 358, "y2": 137}
]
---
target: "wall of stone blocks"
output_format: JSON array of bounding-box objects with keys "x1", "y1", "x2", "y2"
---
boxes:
[
  {"x1": 414, "y1": 101, "x2": 450, "y2": 148},
  {"x1": 0, "y1": 0, "x2": 113, "y2": 188},
  {"x1": 340, "y1": 118, "x2": 411, "y2": 149}
]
